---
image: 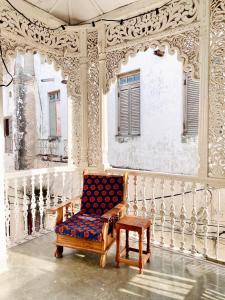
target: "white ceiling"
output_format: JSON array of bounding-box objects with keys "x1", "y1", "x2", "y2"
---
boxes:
[{"x1": 22, "y1": 0, "x2": 140, "y2": 24}]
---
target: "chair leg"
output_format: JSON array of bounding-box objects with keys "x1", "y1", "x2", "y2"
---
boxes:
[
  {"x1": 100, "y1": 253, "x2": 107, "y2": 268},
  {"x1": 54, "y1": 245, "x2": 63, "y2": 258}
]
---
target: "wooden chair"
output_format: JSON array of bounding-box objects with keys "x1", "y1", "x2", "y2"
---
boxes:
[{"x1": 51, "y1": 172, "x2": 128, "y2": 267}]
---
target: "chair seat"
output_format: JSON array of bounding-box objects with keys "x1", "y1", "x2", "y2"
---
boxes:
[{"x1": 55, "y1": 212, "x2": 104, "y2": 241}]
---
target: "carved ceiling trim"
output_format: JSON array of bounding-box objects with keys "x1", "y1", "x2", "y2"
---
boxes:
[
  {"x1": 106, "y1": 0, "x2": 199, "y2": 47},
  {"x1": 0, "y1": 1, "x2": 80, "y2": 56}
]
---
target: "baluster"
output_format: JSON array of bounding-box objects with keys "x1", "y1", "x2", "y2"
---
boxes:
[
  {"x1": 141, "y1": 176, "x2": 147, "y2": 217},
  {"x1": 31, "y1": 175, "x2": 36, "y2": 236},
  {"x1": 216, "y1": 189, "x2": 221, "y2": 260},
  {"x1": 126, "y1": 175, "x2": 130, "y2": 214},
  {"x1": 202, "y1": 186, "x2": 209, "y2": 257},
  {"x1": 39, "y1": 174, "x2": 44, "y2": 232},
  {"x1": 69, "y1": 171, "x2": 73, "y2": 199},
  {"x1": 54, "y1": 171, "x2": 58, "y2": 206},
  {"x1": 62, "y1": 172, "x2": 66, "y2": 203},
  {"x1": 169, "y1": 180, "x2": 175, "y2": 249},
  {"x1": 46, "y1": 173, "x2": 51, "y2": 208},
  {"x1": 4, "y1": 178, "x2": 10, "y2": 246},
  {"x1": 13, "y1": 178, "x2": 19, "y2": 244},
  {"x1": 22, "y1": 177, "x2": 29, "y2": 239},
  {"x1": 160, "y1": 179, "x2": 165, "y2": 247},
  {"x1": 150, "y1": 177, "x2": 156, "y2": 243},
  {"x1": 180, "y1": 182, "x2": 187, "y2": 251},
  {"x1": 133, "y1": 175, "x2": 138, "y2": 216},
  {"x1": 190, "y1": 183, "x2": 197, "y2": 254}
]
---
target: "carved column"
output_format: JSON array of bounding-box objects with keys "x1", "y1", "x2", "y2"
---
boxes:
[
  {"x1": 98, "y1": 23, "x2": 109, "y2": 169},
  {"x1": 198, "y1": 0, "x2": 210, "y2": 177},
  {"x1": 79, "y1": 29, "x2": 88, "y2": 167},
  {"x1": 208, "y1": 0, "x2": 225, "y2": 178},
  {"x1": 0, "y1": 57, "x2": 7, "y2": 270}
]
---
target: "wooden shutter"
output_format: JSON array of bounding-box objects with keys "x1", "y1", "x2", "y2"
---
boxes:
[
  {"x1": 130, "y1": 86, "x2": 140, "y2": 135},
  {"x1": 185, "y1": 74, "x2": 200, "y2": 137},
  {"x1": 49, "y1": 100, "x2": 57, "y2": 136},
  {"x1": 118, "y1": 88, "x2": 129, "y2": 136}
]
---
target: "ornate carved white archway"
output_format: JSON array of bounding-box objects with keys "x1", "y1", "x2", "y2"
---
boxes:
[{"x1": 0, "y1": 0, "x2": 224, "y2": 178}]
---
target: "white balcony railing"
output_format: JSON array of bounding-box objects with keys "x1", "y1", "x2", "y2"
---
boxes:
[
  {"x1": 107, "y1": 167, "x2": 225, "y2": 264},
  {"x1": 4, "y1": 166, "x2": 82, "y2": 246},
  {"x1": 4, "y1": 166, "x2": 225, "y2": 264},
  {"x1": 37, "y1": 139, "x2": 68, "y2": 158}
]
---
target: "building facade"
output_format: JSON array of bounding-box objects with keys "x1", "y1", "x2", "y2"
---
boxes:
[{"x1": 107, "y1": 48, "x2": 199, "y2": 175}]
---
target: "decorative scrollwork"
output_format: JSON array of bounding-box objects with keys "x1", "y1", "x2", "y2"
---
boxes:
[
  {"x1": 0, "y1": 3, "x2": 79, "y2": 55},
  {"x1": 105, "y1": 27, "x2": 199, "y2": 92},
  {"x1": 208, "y1": 0, "x2": 225, "y2": 177},
  {"x1": 87, "y1": 31, "x2": 101, "y2": 166},
  {"x1": 106, "y1": 0, "x2": 199, "y2": 47}
]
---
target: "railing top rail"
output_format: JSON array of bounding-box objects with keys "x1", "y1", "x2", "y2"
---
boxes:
[
  {"x1": 5, "y1": 165, "x2": 81, "y2": 179},
  {"x1": 103, "y1": 167, "x2": 225, "y2": 188}
]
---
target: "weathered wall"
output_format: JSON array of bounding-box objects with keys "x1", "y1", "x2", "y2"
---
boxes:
[
  {"x1": 107, "y1": 48, "x2": 199, "y2": 175},
  {"x1": 33, "y1": 54, "x2": 68, "y2": 142}
]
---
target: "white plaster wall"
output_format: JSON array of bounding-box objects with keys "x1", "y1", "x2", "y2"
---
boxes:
[
  {"x1": 107, "y1": 48, "x2": 198, "y2": 175},
  {"x1": 33, "y1": 54, "x2": 68, "y2": 142}
]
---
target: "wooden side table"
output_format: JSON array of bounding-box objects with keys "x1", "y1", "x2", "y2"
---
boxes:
[{"x1": 115, "y1": 215, "x2": 151, "y2": 274}]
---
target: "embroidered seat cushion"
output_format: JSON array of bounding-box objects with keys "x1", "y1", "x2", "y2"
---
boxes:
[
  {"x1": 55, "y1": 212, "x2": 104, "y2": 241},
  {"x1": 81, "y1": 175, "x2": 124, "y2": 215}
]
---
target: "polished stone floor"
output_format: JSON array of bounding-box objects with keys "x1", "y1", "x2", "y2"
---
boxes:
[{"x1": 1, "y1": 233, "x2": 225, "y2": 300}]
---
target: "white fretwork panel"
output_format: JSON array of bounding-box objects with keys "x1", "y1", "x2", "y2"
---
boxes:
[
  {"x1": 106, "y1": 0, "x2": 199, "y2": 47},
  {"x1": 208, "y1": 0, "x2": 225, "y2": 178}
]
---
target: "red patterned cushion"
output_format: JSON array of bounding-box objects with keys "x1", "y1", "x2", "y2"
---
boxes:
[
  {"x1": 55, "y1": 212, "x2": 104, "y2": 241},
  {"x1": 81, "y1": 175, "x2": 124, "y2": 215}
]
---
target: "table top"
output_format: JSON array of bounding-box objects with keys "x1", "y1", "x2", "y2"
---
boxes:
[{"x1": 116, "y1": 215, "x2": 151, "y2": 229}]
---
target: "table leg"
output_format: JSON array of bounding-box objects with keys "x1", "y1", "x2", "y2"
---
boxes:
[
  {"x1": 116, "y1": 227, "x2": 120, "y2": 268},
  {"x1": 139, "y1": 230, "x2": 143, "y2": 274},
  {"x1": 126, "y1": 230, "x2": 129, "y2": 258},
  {"x1": 147, "y1": 226, "x2": 150, "y2": 263}
]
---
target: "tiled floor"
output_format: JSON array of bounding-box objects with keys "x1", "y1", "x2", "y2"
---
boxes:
[{"x1": 0, "y1": 233, "x2": 225, "y2": 300}]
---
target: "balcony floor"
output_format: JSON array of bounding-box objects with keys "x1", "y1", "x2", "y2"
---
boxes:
[{"x1": 1, "y1": 233, "x2": 225, "y2": 300}]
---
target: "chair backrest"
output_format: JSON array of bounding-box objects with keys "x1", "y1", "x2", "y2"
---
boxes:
[{"x1": 81, "y1": 174, "x2": 127, "y2": 216}]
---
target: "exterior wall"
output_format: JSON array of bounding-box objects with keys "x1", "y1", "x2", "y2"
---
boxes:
[
  {"x1": 33, "y1": 54, "x2": 68, "y2": 142},
  {"x1": 3, "y1": 53, "x2": 69, "y2": 172},
  {"x1": 107, "y1": 49, "x2": 199, "y2": 175},
  {"x1": 3, "y1": 59, "x2": 16, "y2": 172}
]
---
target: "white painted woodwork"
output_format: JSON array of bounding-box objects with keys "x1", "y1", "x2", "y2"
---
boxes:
[{"x1": 198, "y1": 0, "x2": 210, "y2": 177}]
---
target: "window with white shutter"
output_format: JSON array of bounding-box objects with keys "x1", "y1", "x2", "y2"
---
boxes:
[
  {"x1": 49, "y1": 90, "x2": 61, "y2": 138},
  {"x1": 118, "y1": 71, "x2": 140, "y2": 137},
  {"x1": 182, "y1": 72, "x2": 200, "y2": 140}
]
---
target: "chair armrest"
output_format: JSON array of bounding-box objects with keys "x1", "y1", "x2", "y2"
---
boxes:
[
  {"x1": 47, "y1": 196, "x2": 81, "y2": 213},
  {"x1": 101, "y1": 202, "x2": 127, "y2": 222}
]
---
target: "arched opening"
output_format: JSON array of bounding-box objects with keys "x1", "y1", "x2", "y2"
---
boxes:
[
  {"x1": 2, "y1": 51, "x2": 78, "y2": 245},
  {"x1": 106, "y1": 47, "x2": 200, "y2": 175},
  {"x1": 3, "y1": 51, "x2": 69, "y2": 172}
]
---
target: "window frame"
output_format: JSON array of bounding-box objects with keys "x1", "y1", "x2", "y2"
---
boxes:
[
  {"x1": 48, "y1": 90, "x2": 61, "y2": 139},
  {"x1": 182, "y1": 72, "x2": 200, "y2": 142},
  {"x1": 117, "y1": 69, "x2": 141, "y2": 137}
]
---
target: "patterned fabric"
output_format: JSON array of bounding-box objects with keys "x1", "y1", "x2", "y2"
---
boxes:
[
  {"x1": 81, "y1": 175, "x2": 124, "y2": 215},
  {"x1": 55, "y1": 212, "x2": 104, "y2": 241},
  {"x1": 55, "y1": 174, "x2": 124, "y2": 241}
]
